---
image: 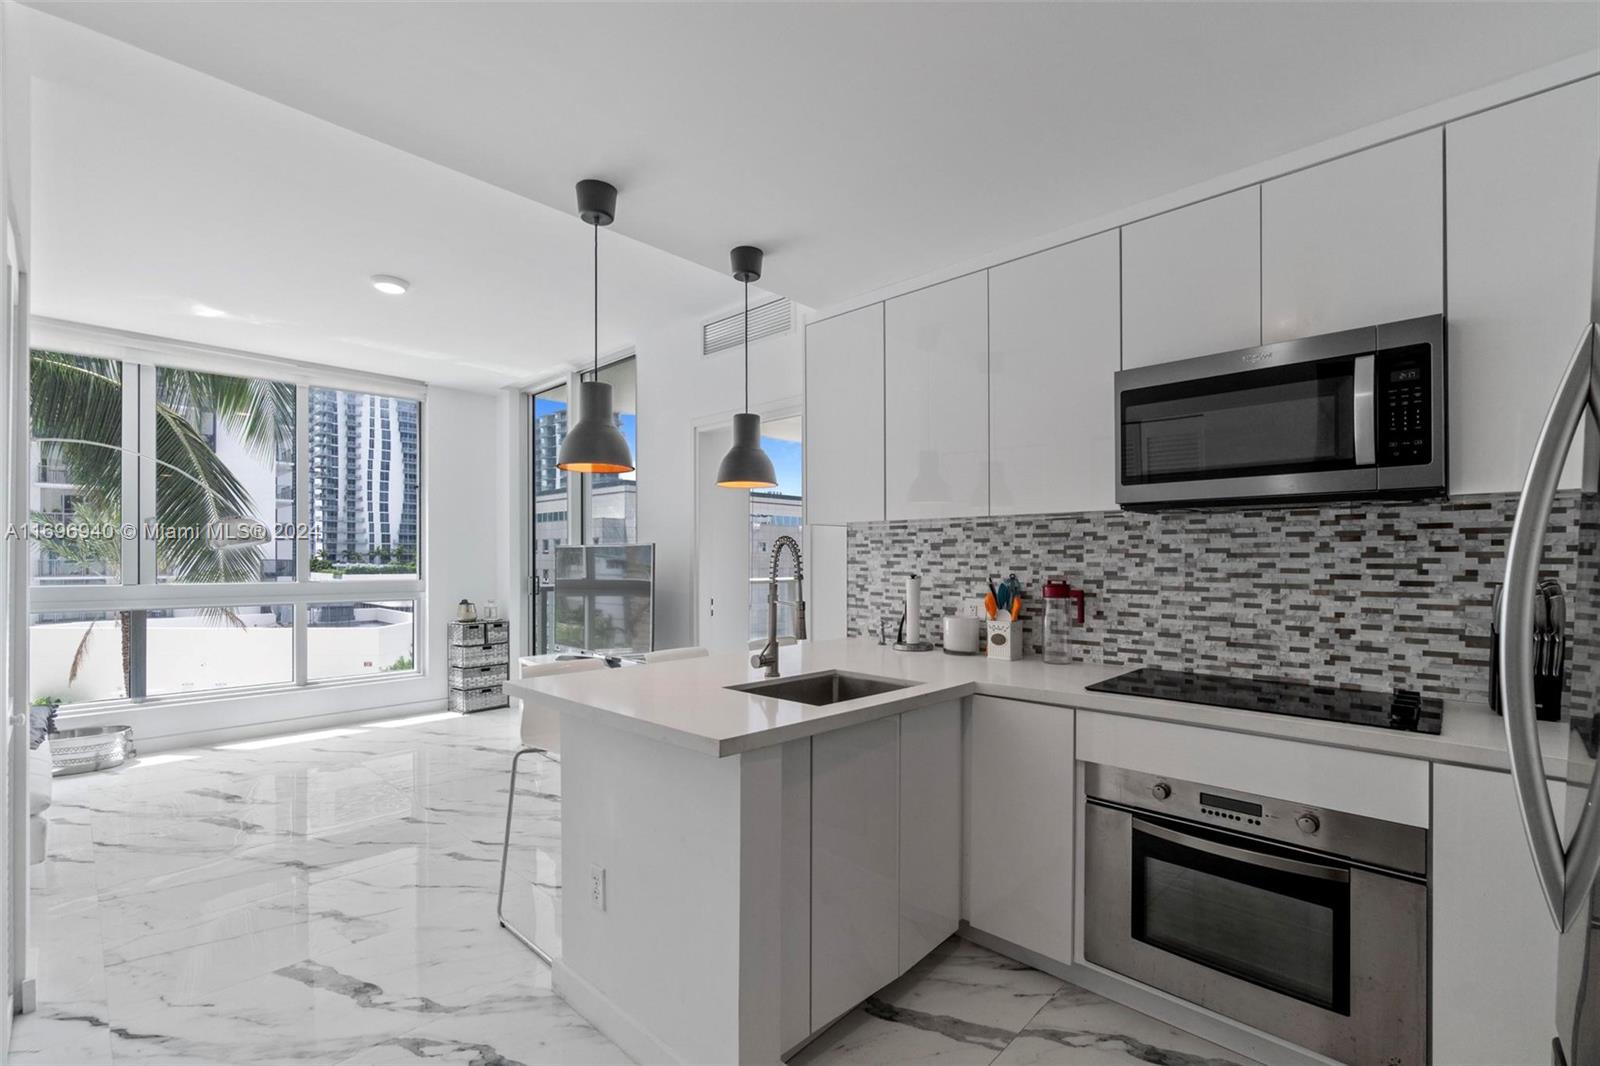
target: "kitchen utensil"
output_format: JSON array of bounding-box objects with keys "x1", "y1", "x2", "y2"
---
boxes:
[{"x1": 983, "y1": 591, "x2": 998, "y2": 620}]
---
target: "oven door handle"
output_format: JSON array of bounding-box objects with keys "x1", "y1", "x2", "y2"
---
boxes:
[{"x1": 1134, "y1": 818, "x2": 1350, "y2": 883}]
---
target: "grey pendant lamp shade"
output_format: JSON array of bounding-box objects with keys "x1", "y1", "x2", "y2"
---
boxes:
[
  {"x1": 558, "y1": 179, "x2": 635, "y2": 475},
  {"x1": 717, "y1": 246, "x2": 779, "y2": 489}
]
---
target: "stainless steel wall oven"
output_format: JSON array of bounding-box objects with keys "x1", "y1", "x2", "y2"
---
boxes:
[{"x1": 1083, "y1": 764, "x2": 1428, "y2": 1065}]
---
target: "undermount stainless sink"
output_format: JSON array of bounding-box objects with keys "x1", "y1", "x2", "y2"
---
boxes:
[{"x1": 729, "y1": 670, "x2": 917, "y2": 706}]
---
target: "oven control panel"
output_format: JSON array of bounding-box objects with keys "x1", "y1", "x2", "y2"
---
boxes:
[{"x1": 1084, "y1": 763, "x2": 1426, "y2": 875}]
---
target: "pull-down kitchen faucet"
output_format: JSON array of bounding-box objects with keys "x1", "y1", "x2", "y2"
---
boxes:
[{"x1": 752, "y1": 535, "x2": 806, "y2": 678}]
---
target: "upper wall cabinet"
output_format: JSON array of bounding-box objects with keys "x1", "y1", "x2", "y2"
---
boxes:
[
  {"x1": 990, "y1": 233, "x2": 1120, "y2": 514},
  {"x1": 1261, "y1": 130, "x2": 1443, "y2": 343},
  {"x1": 885, "y1": 273, "x2": 989, "y2": 520},
  {"x1": 1446, "y1": 78, "x2": 1600, "y2": 495},
  {"x1": 1122, "y1": 187, "x2": 1261, "y2": 368},
  {"x1": 805, "y1": 303, "x2": 885, "y2": 526}
]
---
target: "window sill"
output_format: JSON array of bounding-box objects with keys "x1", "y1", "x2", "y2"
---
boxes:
[{"x1": 53, "y1": 670, "x2": 426, "y2": 718}]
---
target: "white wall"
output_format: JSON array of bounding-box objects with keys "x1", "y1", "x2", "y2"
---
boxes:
[
  {"x1": 635, "y1": 306, "x2": 804, "y2": 650},
  {"x1": 2, "y1": 0, "x2": 31, "y2": 1030},
  {"x1": 60, "y1": 383, "x2": 510, "y2": 751}
]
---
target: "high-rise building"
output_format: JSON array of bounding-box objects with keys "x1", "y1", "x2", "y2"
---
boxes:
[{"x1": 309, "y1": 388, "x2": 420, "y2": 566}]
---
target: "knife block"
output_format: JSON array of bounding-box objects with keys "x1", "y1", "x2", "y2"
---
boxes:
[{"x1": 1489, "y1": 622, "x2": 1564, "y2": 722}]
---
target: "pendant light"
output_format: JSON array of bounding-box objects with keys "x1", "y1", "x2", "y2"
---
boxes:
[
  {"x1": 717, "y1": 245, "x2": 779, "y2": 489},
  {"x1": 558, "y1": 179, "x2": 635, "y2": 474}
]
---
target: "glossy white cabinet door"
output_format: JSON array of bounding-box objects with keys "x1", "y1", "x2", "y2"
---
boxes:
[
  {"x1": 811, "y1": 716, "x2": 899, "y2": 1030},
  {"x1": 1261, "y1": 130, "x2": 1443, "y2": 343},
  {"x1": 805, "y1": 304, "x2": 884, "y2": 525},
  {"x1": 899, "y1": 701, "x2": 961, "y2": 972},
  {"x1": 885, "y1": 272, "x2": 989, "y2": 520},
  {"x1": 805, "y1": 525, "x2": 848, "y2": 641},
  {"x1": 1446, "y1": 78, "x2": 1600, "y2": 494},
  {"x1": 989, "y1": 233, "x2": 1120, "y2": 514},
  {"x1": 964, "y1": 696, "x2": 1074, "y2": 964},
  {"x1": 1122, "y1": 188, "x2": 1261, "y2": 368},
  {"x1": 1432, "y1": 764, "x2": 1562, "y2": 1065}
]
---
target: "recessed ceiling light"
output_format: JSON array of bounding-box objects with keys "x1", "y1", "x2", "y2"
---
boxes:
[
  {"x1": 371, "y1": 274, "x2": 409, "y2": 296},
  {"x1": 191, "y1": 303, "x2": 227, "y2": 318}
]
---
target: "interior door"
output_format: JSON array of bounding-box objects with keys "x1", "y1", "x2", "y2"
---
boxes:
[{"x1": 695, "y1": 425, "x2": 750, "y2": 653}]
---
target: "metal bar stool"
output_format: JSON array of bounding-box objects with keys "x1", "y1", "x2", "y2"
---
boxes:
[{"x1": 496, "y1": 657, "x2": 607, "y2": 962}]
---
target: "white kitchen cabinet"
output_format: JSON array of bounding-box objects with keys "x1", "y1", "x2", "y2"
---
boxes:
[
  {"x1": 805, "y1": 303, "x2": 884, "y2": 525},
  {"x1": 899, "y1": 701, "x2": 962, "y2": 971},
  {"x1": 989, "y1": 233, "x2": 1120, "y2": 514},
  {"x1": 1122, "y1": 188, "x2": 1261, "y2": 368},
  {"x1": 805, "y1": 525, "x2": 848, "y2": 641},
  {"x1": 810, "y1": 716, "x2": 899, "y2": 1030},
  {"x1": 1261, "y1": 130, "x2": 1443, "y2": 343},
  {"x1": 964, "y1": 696, "x2": 1075, "y2": 964},
  {"x1": 1445, "y1": 78, "x2": 1600, "y2": 494},
  {"x1": 1432, "y1": 764, "x2": 1563, "y2": 1065},
  {"x1": 885, "y1": 272, "x2": 989, "y2": 520}
]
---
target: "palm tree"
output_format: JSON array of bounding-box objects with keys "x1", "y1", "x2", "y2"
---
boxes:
[{"x1": 30, "y1": 350, "x2": 295, "y2": 696}]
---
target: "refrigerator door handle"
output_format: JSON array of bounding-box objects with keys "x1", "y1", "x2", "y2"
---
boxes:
[{"x1": 1501, "y1": 323, "x2": 1600, "y2": 931}]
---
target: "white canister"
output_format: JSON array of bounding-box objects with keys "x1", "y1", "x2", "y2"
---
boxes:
[{"x1": 942, "y1": 615, "x2": 981, "y2": 655}]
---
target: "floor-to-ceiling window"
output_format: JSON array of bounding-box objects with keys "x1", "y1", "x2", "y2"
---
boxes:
[
  {"x1": 748, "y1": 415, "x2": 803, "y2": 644},
  {"x1": 528, "y1": 382, "x2": 570, "y2": 656},
  {"x1": 583, "y1": 355, "x2": 637, "y2": 548},
  {"x1": 527, "y1": 355, "x2": 641, "y2": 656},
  {"x1": 26, "y1": 344, "x2": 424, "y2": 707}
]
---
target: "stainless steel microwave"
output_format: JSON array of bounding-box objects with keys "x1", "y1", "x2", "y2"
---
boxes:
[{"x1": 1114, "y1": 315, "x2": 1446, "y2": 509}]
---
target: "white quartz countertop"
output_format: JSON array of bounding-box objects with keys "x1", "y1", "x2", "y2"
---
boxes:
[{"x1": 504, "y1": 638, "x2": 1578, "y2": 777}]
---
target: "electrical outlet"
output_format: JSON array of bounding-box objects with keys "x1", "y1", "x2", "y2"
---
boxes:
[{"x1": 589, "y1": 864, "x2": 606, "y2": 911}]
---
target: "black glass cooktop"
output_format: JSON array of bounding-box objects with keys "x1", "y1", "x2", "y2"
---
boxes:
[{"x1": 1084, "y1": 667, "x2": 1443, "y2": 735}]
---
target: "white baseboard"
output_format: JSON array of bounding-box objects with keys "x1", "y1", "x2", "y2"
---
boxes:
[
  {"x1": 552, "y1": 959, "x2": 686, "y2": 1066},
  {"x1": 957, "y1": 924, "x2": 1335, "y2": 1066}
]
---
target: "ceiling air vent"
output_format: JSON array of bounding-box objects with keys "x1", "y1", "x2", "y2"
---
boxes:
[{"x1": 703, "y1": 298, "x2": 792, "y2": 357}]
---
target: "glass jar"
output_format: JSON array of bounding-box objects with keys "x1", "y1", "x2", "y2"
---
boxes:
[{"x1": 1042, "y1": 579, "x2": 1083, "y2": 664}]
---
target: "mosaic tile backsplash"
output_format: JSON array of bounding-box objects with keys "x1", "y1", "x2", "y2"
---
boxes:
[{"x1": 846, "y1": 492, "x2": 1600, "y2": 702}]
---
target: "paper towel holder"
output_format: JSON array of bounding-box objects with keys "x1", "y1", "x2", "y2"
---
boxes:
[{"x1": 894, "y1": 573, "x2": 935, "y2": 652}]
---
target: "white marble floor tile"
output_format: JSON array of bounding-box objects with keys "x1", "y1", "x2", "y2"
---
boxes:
[
  {"x1": 990, "y1": 984, "x2": 1260, "y2": 1066},
  {"x1": 795, "y1": 938, "x2": 1065, "y2": 1066},
  {"x1": 11, "y1": 708, "x2": 627, "y2": 1066},
  {"x1": 798, "y1": 939, "x2": 1264, "y2": 1066}
]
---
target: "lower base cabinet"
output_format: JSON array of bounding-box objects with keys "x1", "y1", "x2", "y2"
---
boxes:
[
  {"x1": 809, "y1": 702, "x2": 963, "y2": 1031},
  {"x1": 811, "y1": 716, "x2": 900, "y2": 1030},
  {"x1": 900, "y1": 701, "x2": 962, "y2": 970},
  {"x1": 965, "y1": 696, "x2": 1075, "y2": 963},
  {"x1": 1432, "y1": 763, "x2": 1563, "y2": 1065}
]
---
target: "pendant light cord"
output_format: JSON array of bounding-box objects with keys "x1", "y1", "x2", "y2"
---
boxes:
[
  {"x1": 593, "y1": 220, "x2": 600, "y2": 378},
  {"x1": 743, "y1": 279, "x2": 750, "y2": 414}
]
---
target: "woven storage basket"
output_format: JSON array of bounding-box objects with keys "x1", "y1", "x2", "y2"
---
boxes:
[{"x1": 449, "y1": 684, "x2": 508, "y2": 713}]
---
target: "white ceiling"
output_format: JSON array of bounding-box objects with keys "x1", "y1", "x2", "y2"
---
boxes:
[
  {"x1": 24, "y1": 9, "x2": 758, "y2": 391},
  {"x1": 26, "y1": 0, "x2": 1600, "y2": 316}
]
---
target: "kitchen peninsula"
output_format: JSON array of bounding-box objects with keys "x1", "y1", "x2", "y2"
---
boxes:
[{"x1": 505, "y1": 638, "x2": 1573, "y2": 1066}]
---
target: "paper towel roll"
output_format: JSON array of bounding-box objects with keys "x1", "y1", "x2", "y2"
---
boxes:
[{"x1": 905, "y1": 574, "x2": 921, "y2": 645}]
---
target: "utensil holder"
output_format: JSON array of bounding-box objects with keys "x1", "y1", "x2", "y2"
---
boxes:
[{"x1": 986, "y1": 618, "x2": 1023, "y2": 660}]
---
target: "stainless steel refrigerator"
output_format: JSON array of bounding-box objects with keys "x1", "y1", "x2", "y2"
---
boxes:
[{"x1": 1499, "y1": 168, "x2": 1600, "y2": 1066}]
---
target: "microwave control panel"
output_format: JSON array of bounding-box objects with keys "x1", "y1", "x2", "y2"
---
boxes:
[{"x1": 1377, "y1": 345, "x2": 1432, "y2": 466}]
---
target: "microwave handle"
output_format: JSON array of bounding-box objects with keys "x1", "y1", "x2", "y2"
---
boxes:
[
  {"x1": 1353, "y1": 353, "x2": 1376, "y2": 466},
  {"x1": 1133, "y1": 818, "x2": 1350, "y2": 883}
]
